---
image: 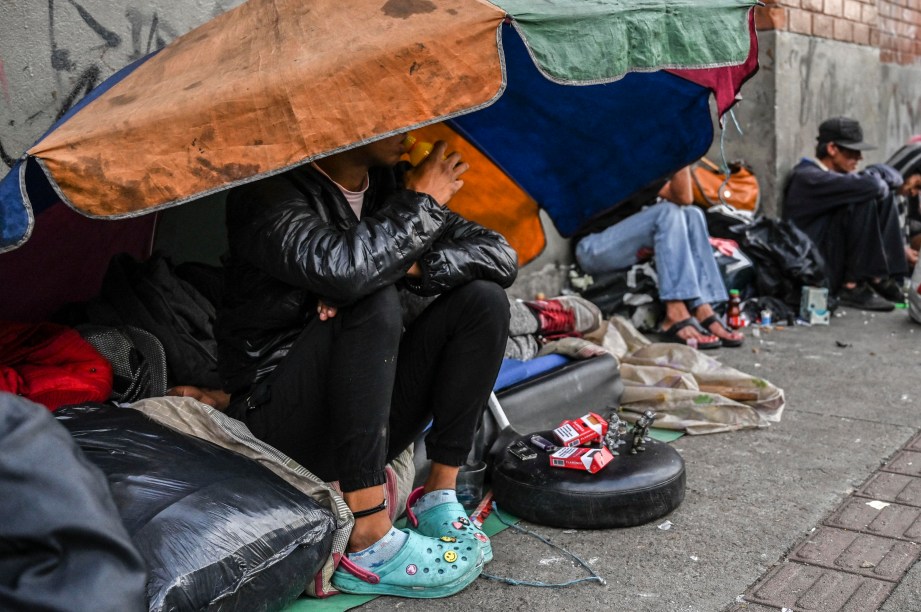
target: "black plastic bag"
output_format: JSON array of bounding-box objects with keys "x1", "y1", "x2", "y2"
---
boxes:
[
  {"x1": 741, "y1": 218, "x2": 828, "y2": 306},
  {"x1": 56, "y1": 404, "x2": 336, "y2": 612},
  {"x1": 709, "y1": 215, "x2": 828, "y2": 307},
  {"x1": 0, "y1": 393, "x2": 147, "y2": 612}
]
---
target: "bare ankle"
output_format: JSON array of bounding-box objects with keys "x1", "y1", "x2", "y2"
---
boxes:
[{"x1": 348, "y1": 514, "x2": 392, "y2": 552}]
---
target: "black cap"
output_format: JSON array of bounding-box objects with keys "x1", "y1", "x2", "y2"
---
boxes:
[{"x1": 817, "y1": 117, "x2": 876, "y2": 151}]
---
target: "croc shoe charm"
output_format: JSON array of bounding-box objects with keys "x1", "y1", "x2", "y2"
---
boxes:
[{"x1": 405, "y1": 486, "x2": 493, "y2": 564}]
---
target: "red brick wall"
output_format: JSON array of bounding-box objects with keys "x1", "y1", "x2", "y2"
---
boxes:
[{"x1": 754, "y1": 0, "x2": 921, "y2": 65}]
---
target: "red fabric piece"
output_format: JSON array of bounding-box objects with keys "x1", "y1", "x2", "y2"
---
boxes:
[
  {"x1": 0, "y1": 321, "x2": 113, "y2": 411},
  {"x1": 668, "y1": 11, "x2": 760, "y2": 116}
]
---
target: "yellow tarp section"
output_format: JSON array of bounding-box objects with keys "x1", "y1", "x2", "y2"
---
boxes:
[
  {"x1": 410, "y1": 123, "x2": 545, "y2": 265},
  {"x1": 30, "y1": 0, "x2": 506, "y2": 217}
]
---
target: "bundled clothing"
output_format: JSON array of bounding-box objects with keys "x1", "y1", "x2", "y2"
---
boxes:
[{"x1": 0, "y1": 321, "x2": 112, "y2": 410}]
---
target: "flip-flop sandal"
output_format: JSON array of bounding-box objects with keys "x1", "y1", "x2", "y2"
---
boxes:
[
  {"x1": 405, "y1": 487, "x2": 493, "y2": 563},
  {"x1": 658, "y1": 318, "x2": 722, "y2": 350},
  {"x1": 699, "y1": 314, "x2": 744, "y2": 347},
  {"x1": 331, "y1": 528, "x2": 483, "y2": 598}
]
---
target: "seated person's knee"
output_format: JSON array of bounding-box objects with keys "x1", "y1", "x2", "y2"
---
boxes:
[{"x1": 342, "y1": 285, "x2": 403, "y2": 338}]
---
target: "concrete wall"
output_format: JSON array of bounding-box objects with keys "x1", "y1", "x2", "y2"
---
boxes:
[
  {"x1": 0, "y1": 0, "x2": 245, "y2": 178},
  {"x1": 720, "y1": 30, "x2": 921, "y2": 218}
]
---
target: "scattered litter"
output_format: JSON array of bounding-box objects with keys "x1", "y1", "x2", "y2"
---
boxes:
[
  {"x1": 835, "y1": 340, "x2": 852, "y2": 348},
  {"x1": 562, "y1": 529, "x2": 578, "y2": 534},
  {"x1": 783, "y1": 608, "x2": 794, "y2": 612},
  {"x1": 689, "y1": 555, "x2": 698, "y2": 561},
  {"x1": 539, "y1": 557, "x2": 563, "y2": 566},
  {"x1": 860, "y1": 561, "x2": 876, "y2": 568},
  {"x1": 902, "y1": 395, "x2": 910, "y2": 402},
  {"x1": 835, "y1": 310, "x2": 846, "y2": 317},
  {"x1": 854, "y1": 438, "x2": 861, "y2": 443},
  {"x1": 753, "y1": 363, "x2": 761, "y2": 368},
  {"x1": 869, "y1": 352, "x2": 876, "y2": 356},
  {"x1": 864, "y1": 320, "x2": 869, "y2": 325},
  {"x1": 657, "y1": 520, "x2": 673, "y2": 531},
  {"x1": 587, "y1": 557, "x2": 598, "y2": 565},
  {"x1": 735, "y1": 595, "x2": 746, "y2": 603},
  {"x1": 866, "y1": 500, "x2": 891, "y2": 510}
]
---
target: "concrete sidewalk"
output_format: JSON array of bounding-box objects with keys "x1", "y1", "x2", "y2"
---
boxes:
[{"x1": 361, "y1": 306, "x2": 921, "y2": 611}]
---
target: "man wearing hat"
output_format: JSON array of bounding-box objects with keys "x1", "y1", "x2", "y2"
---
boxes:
[{"x1": 784, "y1": 116, "x2": 908, "y2": 311}]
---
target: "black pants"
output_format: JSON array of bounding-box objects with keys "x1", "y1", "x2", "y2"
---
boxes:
[
  {"x1": 809, "y1": 194, "x2": 908, "y2": 293},
  {"x1": 235, "y1": 280, "x2": 510, "y2": 492}
]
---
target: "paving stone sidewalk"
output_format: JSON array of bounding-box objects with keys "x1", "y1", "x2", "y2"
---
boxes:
[{"x1": 360, "y1": 307, "x2": 921, "y2": 612}]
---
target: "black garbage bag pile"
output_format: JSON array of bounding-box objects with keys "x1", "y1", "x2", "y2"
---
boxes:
[
  {"x1": 56, "y1": 404, "x2": 336, "y2": 612},
  {"x1": 708, "y1": 212, "x2": 828, "y2": 309}
]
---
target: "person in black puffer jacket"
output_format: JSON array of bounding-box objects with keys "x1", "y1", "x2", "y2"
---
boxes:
[{"x1": 216, "y1": 135, "x2": 517, "y2": 598}]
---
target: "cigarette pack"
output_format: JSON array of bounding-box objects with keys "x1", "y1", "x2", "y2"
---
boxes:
[
  {"x1": 549, "y1": 446, "x2": 614, "y2": 474},
  {"x1": 552, "y1": 412, "x2": 608, "y2": 447}
]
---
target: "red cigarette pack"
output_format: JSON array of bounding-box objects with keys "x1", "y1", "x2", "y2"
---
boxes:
[
  {"x1": 548, "y1": 446, "x2": 614, "y2": 474},
  {"x1": 552, "y1": 412, "x2": 608, "y2": 447}
]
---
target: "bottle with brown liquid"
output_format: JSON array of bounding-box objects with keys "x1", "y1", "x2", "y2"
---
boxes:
[{"x1": 727, "y1": 289, "x2": 743, "y2": 329}]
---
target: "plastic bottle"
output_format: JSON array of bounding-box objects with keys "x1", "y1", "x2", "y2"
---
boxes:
[
  {"x1": 727, "y1": 289, "x2": 743, "y2": 330},
  {"x1": 401, "y1": 133, "x2": 434, "y2": 166}
]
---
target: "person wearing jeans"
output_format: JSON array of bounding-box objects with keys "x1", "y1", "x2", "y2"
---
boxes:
[
  {"x1": 575, "y1": 166, "x2": 743, "y2": 348},
  {"x1": 216, "y1": 136, "x2": 517, "y2": 598}
]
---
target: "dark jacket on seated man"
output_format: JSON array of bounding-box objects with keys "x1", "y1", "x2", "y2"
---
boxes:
[
  {"x1": 216, "y1": 163, "x2": 517, "y2": 395},
  {"x1": 783, "y1": 117, "x2": 907, "y2": 303}
]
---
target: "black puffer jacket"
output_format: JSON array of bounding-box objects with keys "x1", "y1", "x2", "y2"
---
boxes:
[{"x1": 216, "y1": 164, "x2": 518, "y2": 394}]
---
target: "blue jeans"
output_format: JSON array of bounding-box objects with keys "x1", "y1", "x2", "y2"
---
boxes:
[{"x1": 575, "y1": 202, "x2": 728, "y2": 310}]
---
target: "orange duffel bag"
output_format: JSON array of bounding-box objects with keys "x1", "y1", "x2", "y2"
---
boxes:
[{"x1": 690, "y1": 157, "x2": 760, "y2": 212}]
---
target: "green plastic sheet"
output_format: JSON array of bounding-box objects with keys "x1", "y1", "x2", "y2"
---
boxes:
[{"x1": 494, "y1": 0, "x2": 756, "y2": 83}]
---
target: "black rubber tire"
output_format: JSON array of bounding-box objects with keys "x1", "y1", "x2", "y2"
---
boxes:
[{"x1": 491, "y1": 430, "x2": 685, "y2": 529}]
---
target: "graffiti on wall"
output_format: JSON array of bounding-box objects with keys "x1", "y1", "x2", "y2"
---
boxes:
[{"x1": 0, "y1": 1, "x2": 239, "y2": 174}]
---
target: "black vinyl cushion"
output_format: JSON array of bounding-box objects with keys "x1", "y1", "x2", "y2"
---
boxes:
[
  {"x1": 492, "y1": 354, "x2": 623, "y2": 436},
  {"x1": 492, "y1": 430, "x2": 685, "y2": 529}
]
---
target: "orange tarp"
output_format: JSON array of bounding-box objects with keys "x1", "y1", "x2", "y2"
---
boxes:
[
  {"x1": 30, "y1": 0, "x2": 506, "y2": 218},
  {"x1": 410, "y1": 123, "x2": 544, "y2": 265}
]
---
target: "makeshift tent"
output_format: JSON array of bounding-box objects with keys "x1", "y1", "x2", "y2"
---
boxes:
[{"x1": 0, "y1": 0, "x2": 758, "y2": 320}]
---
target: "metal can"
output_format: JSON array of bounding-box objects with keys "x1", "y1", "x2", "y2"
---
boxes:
[{"x1": 760, "y1": 309, "x2": 772, "y2": 327}]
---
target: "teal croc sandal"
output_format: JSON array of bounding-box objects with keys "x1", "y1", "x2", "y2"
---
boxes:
[
  {"x1": 405, "y1": 486, "x2": 493, "y2": 564},
  {"x1": 331, "y1": 529, "x2": 483, "y2": 598}
]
